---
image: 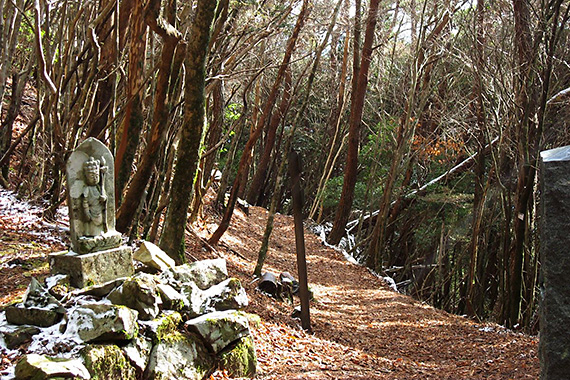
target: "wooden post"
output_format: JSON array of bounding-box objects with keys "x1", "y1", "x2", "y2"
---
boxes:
[{"x1": 288, "y1": 150, "x2": 311, "y2": 332}]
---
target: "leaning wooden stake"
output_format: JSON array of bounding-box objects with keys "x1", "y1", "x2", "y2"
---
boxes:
[{"x1": 288, "y1": 150, "x2": 311, "y2": 332}]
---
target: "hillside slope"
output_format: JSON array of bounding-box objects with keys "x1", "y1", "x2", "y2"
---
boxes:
[
  {"x1": 194, "y1": 203, "x2": 538, "y2": 379},
  {"x1": 0, "y1": 191, "x2": 538, "y2": 379}
]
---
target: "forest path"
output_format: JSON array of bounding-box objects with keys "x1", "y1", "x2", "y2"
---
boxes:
[
  {"x1": 197, "y1": 203, "x2": 539, "y2": 379},
  {"x1": 0, "y1": 190, "x2": 538, "y2": 379}
]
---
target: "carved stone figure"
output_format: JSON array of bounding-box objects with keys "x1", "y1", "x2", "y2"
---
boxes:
[
  {"x1": 66, "y1": 138, "x2": 121, "y2": 254},
  {"x1": 80, "y1": 156, "x2": 107, "y2": 236}
]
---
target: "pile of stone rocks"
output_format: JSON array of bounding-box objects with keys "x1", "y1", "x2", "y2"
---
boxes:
[{"x1": 0, "y1": 241, "x2": 257, "y2": 380}]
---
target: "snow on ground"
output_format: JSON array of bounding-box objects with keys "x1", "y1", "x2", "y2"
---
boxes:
[
  {"x1": 308, "y1": 221, "x2": 400, "y2": 292},
  {"x1": 0, "y1": 189, "x2": 67, "y2": 246}
]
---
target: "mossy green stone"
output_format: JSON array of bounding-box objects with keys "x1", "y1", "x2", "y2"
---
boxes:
[
  {"x1": 81, "y1": 344, "x2": 137, "y2": 380},
  {"x1": 219, "y1": 336, "x2": 257, "y2": 378},
  {"x1": 145, "y1": 312, "x2": 183, "y2": 344}
]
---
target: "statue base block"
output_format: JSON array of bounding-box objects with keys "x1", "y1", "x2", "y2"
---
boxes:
[{"x1": 49, "y1": 246, "x2": 134, "y2": 288}]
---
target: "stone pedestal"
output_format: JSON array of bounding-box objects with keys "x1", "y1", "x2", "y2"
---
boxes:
[
  {"x1": 539, "y1": 146, "x2": 570, "y2": 379},
  {"x1": 50, "y1": 247, "x2": 134, "y2": 288}
]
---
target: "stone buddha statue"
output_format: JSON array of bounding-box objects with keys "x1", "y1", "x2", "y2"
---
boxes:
[
  {"x1": 67, "y1": 139, "x2": 122, "y2": 254},
  {"x1": 79, "y1": 157, "x2": 107, "y2": 236}
]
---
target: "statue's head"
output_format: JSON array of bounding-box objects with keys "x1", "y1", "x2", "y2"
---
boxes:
[{"x1": 83, "y1": 157, "x2": 100, "y2": 186}]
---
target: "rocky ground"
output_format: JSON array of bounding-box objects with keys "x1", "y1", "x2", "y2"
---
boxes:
[{"x1": 0, "y1": 190, "x2": 539, "y2": 379}]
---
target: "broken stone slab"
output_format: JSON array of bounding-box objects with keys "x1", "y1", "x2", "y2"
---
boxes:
[
  {"x1": 5, "y1": 305, "x2": 63, "y2": 328},
  {"x1": 161, "y1": 259, "x2": 228, "y2": 291},
  {"x1": 157, "y1": 283, "x2": 187, "y2": 311},
  {"x1": 145, "y1": 331, "x2": 215, "y2": 380},
  {"x1": 122, "y1": 336, "x2": 153, "y2": 376},
  {"x1": 185, "y1": 310, "x2": 250, "y2": 354},
  {"x1": 5, "y1": 279, "x2": 65, "y2": 327},
  {"x1": 44, "y1": 274, "x2": 71, "y2": 301},
  {"x1": 73, "y1": 277, "x2": 126, "y2": 298},
  {"x1": 179, "y1": 282, "x2": 206, "y2": 318},
  {"x1": 179, "y1": 278, "x2": 248, "y2": 317},
  {"x1": 0, "y1": 324, "x2": 40, "y2": 349},
  {"x1": 24, "y1": 277, "x2": 65, "y2": 311},
  {"x1": 65, "y1": 303, "x2": 138, "y2": 343},
  {"x1": 134, "y1": 241, "x2": 176, "y2": 272},
  {"x1": 49, "y1": 246, "x2": 134, "y2": 288},
  {"x1": 107, "y1": 272, "x2": 162, "y2": 320},
  {"x1": 199, "y1": 278, "x2": 249, "y2": 314},
  {"x1": 15, "y1": 353, "x2": 91, "y2": 379},
  {"x1": 218, "y1": 335, "x2": 257, "y2": 378},
  {"x1": 81, "y1": 344, "x2": 137, "y2": 380}
]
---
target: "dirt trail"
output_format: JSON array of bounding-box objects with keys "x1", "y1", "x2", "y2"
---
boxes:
[{"x1": 199, "y1": 205, "x2": 538, "y2": 379}]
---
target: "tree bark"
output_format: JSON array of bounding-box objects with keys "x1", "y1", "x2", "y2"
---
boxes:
[
  {"x1": 116, "y1": 0, "x2": 183, "y2": 233},
  {"x1": 159, "y1": 0, "x2": 218, "y2": 264},
  {"x1": 327, "y1": 0, "x2": 380, "y2": 245},
  {"x1": 114, "y1": 1, "x2": 148, "y2": 205},
  {"x1": 246, "y1": 68, "x2": 292, "y2": 205}
]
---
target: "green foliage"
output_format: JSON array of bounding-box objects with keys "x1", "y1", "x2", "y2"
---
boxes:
[
  {"x1": 321, "y1": 119, "x2": 397, "y2": 214},
  {"x1": 321, "y1": 175, "x2": 342, "y2": 211},
  {"x1": 13, "y1": 11, "x2": 35, "y2": 70},
  {"x1": 224, "y1": 103, "x2": 242, "y2": 123},
  {"x1": 360, "y1": 118, "x2": 398, "y2": 180}
]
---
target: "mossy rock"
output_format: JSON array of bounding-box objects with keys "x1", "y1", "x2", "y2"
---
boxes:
[
  {"x1": 218, "y1": 335, "x2": 257, "y2": 378},
  {"x1": 185, "y1": 310, "x2": 250, "y2": 354},
  {"x1": 81, "y1": 344, "x2": 137, "y2": 380},
  {"x1": 15, "y1": 354, "x2": 90, "y2": 379},
  {"x1": 122, "y1": 336, "x2": 153, "y2": 376},
  {"x1": 140, "y1": 311, "x2": 183, "y2": 344},
  {"x1": 66, "y1": 303, "x2": 139, "y2": 343},
  {"x1": 199, "y1": 278, "x2": 248, "y2": 314},
  {"x1": 107, "y1": 272, "x2": 161, "y2": 320},
  {"x1": 145, "y1": 331, "x2": 215, "y2": 380},
  {"x1": 156, "y1": 283, "x2": 187, "y2": 311}
]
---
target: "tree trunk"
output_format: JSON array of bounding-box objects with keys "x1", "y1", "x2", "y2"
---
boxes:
[
  {"x1": 365, "y1": 10, "x2": 450, "y2": 271},
  {"x1": 327, "y1": 0, "x2": 380, "y2": 245},
  {"x1": 308, "y1": 23, "x2": 350, "y2": 220},
  {"x1": 159, "y1": 0, "x2": 218, "y2": 264},
  {"x1": 246, "y1": 68, "x2": 292, "y2": 206},
  {"x1": 116, "y1": 0, "x2": 183, "y2": 233},
  {"x1": 465, "y1": 0, "x2": 487, "y2": 319},
  {"x1": 189, "y1": 77, "x2": 224, "y2": 222},
  {"x1": 506, "y1": 0, "x2": 537, "y2": 328},
  {"x1": 115, "y1": 1, "x2": 148, "y2": 204},
  {"x1": 1, "y1": 71, "x2": 29, "y2": 185},
  {"x1": 254, "y1": 0, "x2": 341, "y2": 275}
]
